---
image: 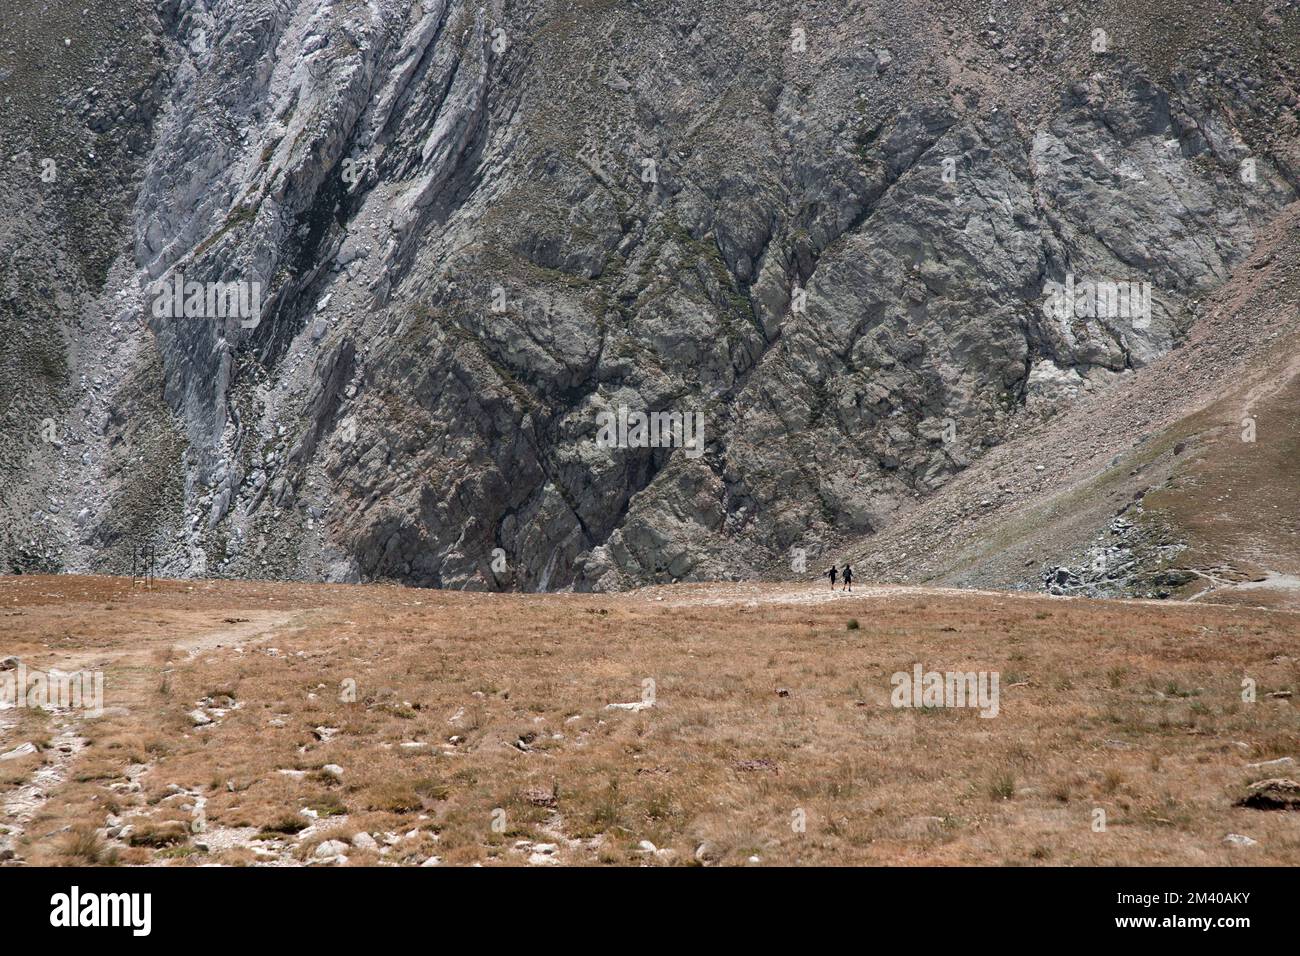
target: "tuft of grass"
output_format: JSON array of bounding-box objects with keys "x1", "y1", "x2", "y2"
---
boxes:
[
  {"x1": 157, "y1": 845, "x2": 200, "y2": 860},
  {"x1": 412, "y1": 777, "x2": 449, "y2": 802},
  {"x1": 363, "y1": 780, "x2": 423, "y2": 813},
  {"x1": 1101, "y1": 769, "x2": 1124, "y2": 794},
  {"x1": 258, "y1": 814, "x2": 309, "y2": 838},
  {"x1": 306, "y1": 793, "x2": 347, "y2": 818},
  {"x1": 988, "y1": 773, "x2": 1016, "y2": 801},
  {"x1": 587, "y1": 779, "x2": 625, "y2": 831},
  {"x1": 62, "y1": 827, "x2": 115, "y2": 865},
  {"x1": 127, "y1": 821, "x2": 188, "y2": 848}
]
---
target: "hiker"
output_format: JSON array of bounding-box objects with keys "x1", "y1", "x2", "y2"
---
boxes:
[
  {"x1": 826, "y1": 566, "x2": 838, "y2": 589},
  {"x1": 842, "y1": 564, "x2": 853, "y2": 592}
]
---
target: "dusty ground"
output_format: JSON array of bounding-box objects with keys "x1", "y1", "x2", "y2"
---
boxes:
[{"x1": 0, "y1": 574, "x2": 1296, "y2": 866}]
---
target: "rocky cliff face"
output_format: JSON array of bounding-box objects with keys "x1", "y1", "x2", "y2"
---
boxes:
[{"x1": 2, "y1": 0, "x2": 1298, "y2": 591}]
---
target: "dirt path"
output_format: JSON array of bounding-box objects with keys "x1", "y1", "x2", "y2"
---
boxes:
[
  {"x1": 1189, "y1": 569, "x2": 1300, "y2": 605},
  {"x1": 43, "y1": 610, "x2": 308, "y2": 675},
  {"x1": 0, "y1": 608, "x2": 307, "y2": 863},
  {"x1": 649, "y1": 580, "x2": 1291, "y2": 615},
  {"x1": 655, "y1": 583, "x2": 991, "y2": 607},
  {"x1": 1240, "y1": 344, "x2": 1300, "y2": 422}
]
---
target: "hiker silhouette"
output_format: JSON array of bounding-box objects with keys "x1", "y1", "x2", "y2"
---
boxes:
[
  {"x1": 826, "y1": 566, "x2": 837, "y2": 589},
  {"x1": 842, "y1": 564, "x2": 853, "y2": 592}
]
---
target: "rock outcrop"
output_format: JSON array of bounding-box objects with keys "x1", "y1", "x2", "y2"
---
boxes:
[{"x1": 2, "y1": 0, "x2": 1298, "y2": 591}]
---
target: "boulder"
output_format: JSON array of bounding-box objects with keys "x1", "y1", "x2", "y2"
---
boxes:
[{"x1": 1235, "y1": 778, "x2": 1300, "y2": 811}]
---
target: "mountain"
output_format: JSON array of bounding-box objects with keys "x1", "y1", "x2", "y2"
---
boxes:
[{"x1": 2, "y1": 0, "x2": 1298, "y2": 593}]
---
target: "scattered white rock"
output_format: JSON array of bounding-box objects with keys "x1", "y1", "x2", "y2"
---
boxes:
[
  {"x1": 606, "y1": 701, "x2": 653, "y2": 712},
  {"x1": 188, "y1": 709, "x2": 213, "y2": 727},
  {"x1": 314, "y1": 839, "x2": 349, "y2": 858},
  {"x1": 351, "y1": 832, "x2": 379, "y2": 851},
  {"x1": 1246, "y1": 756, "x2": 1294, "y2": 770},
  {"x1": 321, "y1": 764, "x2": 344, "y2": 781},
  {"x1": 0, "y1": 743, "x2": 36, "y2": 761},
  {"x1": 635, "y1": 838, "x2": 674, "y2": 861},
  {"x1": 1224, "y1": 833, "x2": 1258, "y2": 847}
]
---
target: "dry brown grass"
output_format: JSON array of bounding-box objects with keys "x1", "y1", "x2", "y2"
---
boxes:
[{"x1": 0, "y1": 574, "x2": 1297, "y2": 866}]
